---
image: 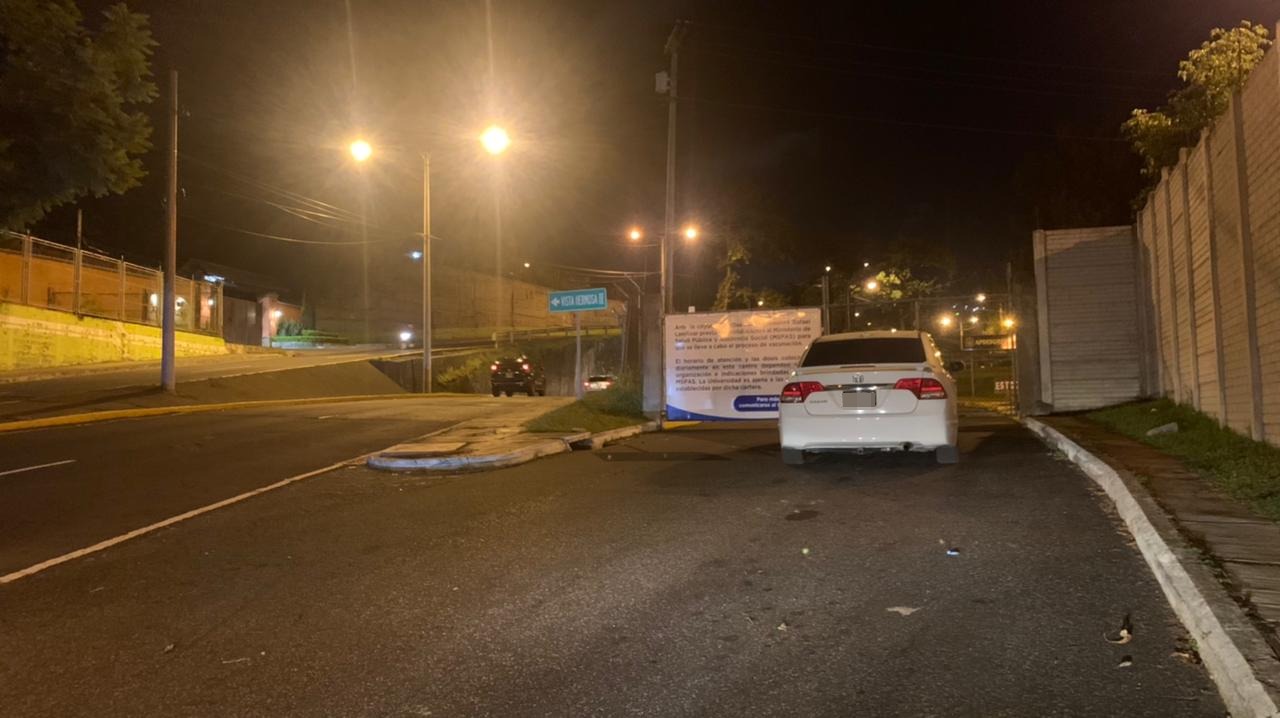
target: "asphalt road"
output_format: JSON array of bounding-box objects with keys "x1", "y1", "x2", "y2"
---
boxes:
[
  {"x1": 0, "y1": 347, "x2": 477, "y2": 420},
  {"x1": 0, "y1": 412, "x2": 1224, "y2": 716},
  {"x1": 0, "y1": 396, "x2": 554, "y2": 578}
]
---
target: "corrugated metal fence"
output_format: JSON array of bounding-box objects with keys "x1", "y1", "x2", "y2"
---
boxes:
[{"x1": 1135, "y1": 30, "x2": 1280, "y2": 442}]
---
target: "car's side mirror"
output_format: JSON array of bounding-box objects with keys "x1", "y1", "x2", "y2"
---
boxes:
[{"x1": 946, "y1": 360, "x2": 966, "y2": 373}]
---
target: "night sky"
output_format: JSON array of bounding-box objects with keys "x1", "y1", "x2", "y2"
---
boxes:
[{"x1": 36, "y1": 0, "x2": 1280, "y2": 306}]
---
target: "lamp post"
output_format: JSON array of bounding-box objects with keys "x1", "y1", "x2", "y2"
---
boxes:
[{"x1": 348, "y1": 126, "x2": 509, "y2": 393}]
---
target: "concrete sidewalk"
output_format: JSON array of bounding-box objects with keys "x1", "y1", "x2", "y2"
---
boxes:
[{"x1": 1042, "y1": 415, "x2": 1280, "y2": 655}]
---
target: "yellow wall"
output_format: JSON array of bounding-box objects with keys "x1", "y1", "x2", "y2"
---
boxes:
[{"x1": 0, "y1": 301, "x2": 227, "y2": 372}]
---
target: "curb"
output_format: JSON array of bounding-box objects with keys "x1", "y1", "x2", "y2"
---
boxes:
[
  {"x1": 0, "y1": 393, "x2": 470, "y2": 434},
  {"x1": 367, "y1": 420, "x2": 660, "y2": 472},
  {"x1": 1025, "y1": 417, "x2": 1280, "y2": 717}
]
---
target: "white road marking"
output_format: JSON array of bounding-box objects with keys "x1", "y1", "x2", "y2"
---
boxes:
[
  {"x1": 0, "y1": 423, "x2": 459, "y2": 585},
  {"x1": 0, "y1": 459, "x2": 77, "y2": 478},
  {"x1": 0, "y1": 457, "x2": 360, "y2": 585}
]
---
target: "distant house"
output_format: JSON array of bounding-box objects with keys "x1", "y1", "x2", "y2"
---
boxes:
[{"x1": 179, "y1": 259, "x2": 304, "y2": 346}]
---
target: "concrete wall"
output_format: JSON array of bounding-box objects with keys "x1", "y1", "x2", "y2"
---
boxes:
[
  {"x1": 0, "y1": 301, "x2": 227, "y2": 372},
  {"x1": 1134, "y1": 32, "x2": 1280, "y2": 442},
  {"x1": 1033, "y1": 226, "x2": 1146, "y2": 411}
]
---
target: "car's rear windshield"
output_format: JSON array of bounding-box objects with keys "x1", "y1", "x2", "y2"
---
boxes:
[
  {"x1": 800, "y1": 337, "x2": 926, "y2": 367},
  {"x1": 587, "y1": 375, "x2": 612, "y2": 382}
]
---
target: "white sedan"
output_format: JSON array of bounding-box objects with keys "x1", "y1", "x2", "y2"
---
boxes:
[{"x1": 778, "y1": 330, "x2": 961, "y2": 465}]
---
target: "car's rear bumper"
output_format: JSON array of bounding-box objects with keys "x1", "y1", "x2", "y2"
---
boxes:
[{"x1": 778, "y1": 403, "x2": 957, "y2": 452}]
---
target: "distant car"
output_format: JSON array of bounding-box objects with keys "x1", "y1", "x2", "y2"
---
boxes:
[
  {"x1": 778, "y1": 330, "x2": 961, "y2": 465},
  {"x1": 583, "y1": 374, "x2": 616, "y2": 392},
  {"x1": 490, "y1": 356, "x2": 547, "y2": 397}
]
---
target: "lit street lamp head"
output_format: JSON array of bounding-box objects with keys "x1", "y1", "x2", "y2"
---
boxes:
[
  {"x1": 937, "y1": 314, "x2": 953, "y2": 328},
  {"x1": 628, "y1": 228, "x2": 643, "y2": 241},
  {"x1": 480, "y1": 125, "x2": 511, "y2": 155},
  {"x1": 824, "y1": 265, "x2": 832, "y2": 273},
  {"x1": 683, "y1": 226, "x2": 699, "y2": 240},
  {"x1": 864, "y1": 279, "x2": 879, "y2": 292},
  {"x1": 976, "y1": 292, "x2": 987, "y2": 303},
  {"x1": 523, "y1": 261, "x2": 531, "y2": 269},
  {"x1": 1002, "y1": 317, "x2": 1017, "y2": 329},
  {"x1": 349, "y1": 139, "x2": 372, "y2": 162}
]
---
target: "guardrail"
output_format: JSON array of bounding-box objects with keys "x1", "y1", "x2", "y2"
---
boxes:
[
  {"x1": 0, "y1": 231, "x2": 222, "y2": 334},
  {"x1": 492, "y1": 325, "x2": 621, "y2": 347}
]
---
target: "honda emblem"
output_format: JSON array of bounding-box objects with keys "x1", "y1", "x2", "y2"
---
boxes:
[{"x1": 852, "y1": 373, "x2": 864, "y2": 384}]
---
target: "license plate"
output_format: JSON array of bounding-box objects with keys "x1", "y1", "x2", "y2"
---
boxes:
[{"x1": 842, "y1": 391, "x2": 876, "y2": 408}]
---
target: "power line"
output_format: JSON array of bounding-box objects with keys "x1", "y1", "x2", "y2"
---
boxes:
[
  {"x1": 683, "y1": 19, "x2": 1169, "y2": 79},
  {"x1": 182, "y1": 214, "x2": 407, "y2": 246},
  {"x1": 686, "y1": 95, "x2": 1127, "y2": 142},
  {"x1": 691, "y1": 45, "x2": 1164, "y2": 104}
]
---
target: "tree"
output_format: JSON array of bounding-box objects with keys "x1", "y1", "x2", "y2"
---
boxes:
[
  {"x1": 711, "y1": 237, "x2": 751, "y2": 311},
  {"x1": 1122, "y1": 21, "x2": 1271, "y2": 181},
  {"x1": 0, "y1": 0, "x2": 157, "y2": 230}
]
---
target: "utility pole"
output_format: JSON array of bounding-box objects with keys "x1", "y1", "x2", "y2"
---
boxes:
[
  {"x1": 821, "y1": 273, "x2": 831, "y2": 334},
  {"x1": 422, "y1": 153, "x2": 432, "y2": 393},
  {"x1": 661, "y1": 21, "x2": 687, "y2": 315},
  {"x1": 161, "y1": 69, "x2": 178, "y2": 393},
  {"x1": 73, "y1": 209, "x2": 83, "y2": 315}
]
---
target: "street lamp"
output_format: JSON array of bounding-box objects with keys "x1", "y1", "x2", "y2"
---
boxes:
[
  {"x1": 968, "y1": 315, "x2": 979, "y2": 325},
  {"x1": 349, "y1": 139, "x2": 372, "y2": 163},
  {"x1": 976, "y1": 292, "x2": 987, "y2": 303},
  {"x1": 937, "y1": 314, "x2": 953, "y2": 328},
  {"x1": 1002, "y1": 317, "x2": 1017, "y2": 330},
  {"x1": 629, "y1": 227, "x2": 643, "y2": 241},
  {"x1": 864, "y1": 279, "x2": 879, "y2": 292},
  {"x1": 522, "y1": 261, "x2": 531, "y2": 269},
  {"x1": 683, "y1": 225, "x2": 698, "y2": 240},
  {"x1": 480, "y1": 125, "x2": 511, "y2": 155},
  {"x1": 824, "y1": 264, "x2": 832, "y2": 273}
]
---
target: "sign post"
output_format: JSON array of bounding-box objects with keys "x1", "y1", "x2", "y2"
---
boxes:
[{"x1": 550, "y1": 288, "x2": 609, "y2": 399}]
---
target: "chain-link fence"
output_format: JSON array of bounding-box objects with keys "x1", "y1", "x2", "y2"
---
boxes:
[
  {"x1": 823, "y1": 292, "x2": 1019, "y2": 412},
  {"x1": 0, "y1": 231, "x2": 222, "y2": 334}
]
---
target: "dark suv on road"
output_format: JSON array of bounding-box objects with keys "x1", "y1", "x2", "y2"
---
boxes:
[{"x1": 489, "y1": 356, "x2": 547, "y2": 396}]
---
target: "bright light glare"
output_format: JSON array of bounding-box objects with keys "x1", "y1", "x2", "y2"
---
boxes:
[
  {"x1": 864, "y1": 279, "x2": 879, "y2": 292},
  {"x1": 1002, "y1": 317, "x2": 1017, "y2": 329},
  {"x1": 938, "y1": 315, "x2": 954, "y2": 327},
  {"x1": 272, "y1": 309, "x2": 283, "y2": 319},
  {"x1": 523, "y1": 261, "x2": 531, "y2": 268},
  {"x1": 409, "y1": 250, "x2": 423, "y2": 260},
  {"x1": 480, "y1": 125, "x2": 511, "y2": 155},
  {"x1": 757, "y1": 299, "x2": 765, "y2": 307},
  {"x1": 349, "y1": 139, "x2": 372, "y2": 162},
  {"x1": 399, "y1": 330, "x2": 413, "y2": 342},
  {"x1": 968, "y1": 315, "x2": 979, "y2": 325},
  {"x1": 824, "y1": 264, "x2": 832, "y2": 273},
  {"x1": 683, "y1": 226, "x2": 699, "y2": 240},
  {"x1": 628, "y1": 228, "x2": 643, "y2": 241},
  {"x1": 976, "y1": 293, "x2": 987, "y2": 303},
  {"x1": 863, "y1": 261, "x2": 870, "y2": 268}
]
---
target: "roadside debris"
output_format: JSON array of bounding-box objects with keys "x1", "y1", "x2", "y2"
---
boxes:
[
  {"x1": 162, "y1": 643, "x2": 175, "y2": 654},
  {"x1": 221, "y1": 657, "x2": 250, "y2": 665},
  {"x1": 945, "y1": 548, "x2": 961, "y2": 557},
  {"x1": 776, "y1": 621, "x2": 789, "y2": 631},
  {"x1": 801, "y1": 547, "x2": 810, "y2": 556},
  {"x1": 1173, "y1": 637, "x2": 1202, "y2": 664},
  {"x1": 886, "y1": 606, "x2": 920, "y2": 616},
  {"x1": 1104, "y1": 614, "x2": 1134, "y2": 645},
  {"x1": 1145, "y1": 422, "x2": 1179, "y2": 436},
  {"x1": 1116, "y1": 655, "x2": 1133, "y2": 668}
]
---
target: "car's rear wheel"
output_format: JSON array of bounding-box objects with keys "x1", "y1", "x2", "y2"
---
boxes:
[
  {"x1": 781, "y1": 447, "x2": 808, "y2": 466},
  {"x1": 935, "y1": 445, "x2": 959, "y2": 464},
  {"x1": 504, "y1": 390, "x2": 514, "y2": 397},
  {"x1": 491, "y1": 387, "x2": 500, "y2": 397}
]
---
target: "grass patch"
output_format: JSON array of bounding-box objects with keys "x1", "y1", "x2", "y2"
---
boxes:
[
  {"x1": 1087, "y1": 399, "x2": 1280, "y2": 522},
  {"x1": 525, "y1": 380, "x2": 646, "y2": 434}
]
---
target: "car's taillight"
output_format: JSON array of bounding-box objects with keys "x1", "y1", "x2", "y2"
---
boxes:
[
  {"x1": 893, "y1": 377, "x2": 947, "y2": 399},
  {"x1": 490, "y1": 363, "x2": 498, "y2": 371},
  {"x1": 522, "y1": 363, "x2": 531, "y2": 372},
  {"x1": 780, "y1": 381, "x2": 825, "y2": 403}
]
